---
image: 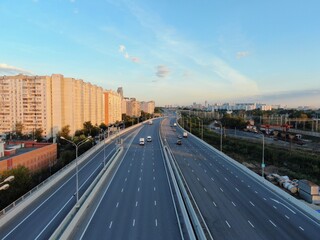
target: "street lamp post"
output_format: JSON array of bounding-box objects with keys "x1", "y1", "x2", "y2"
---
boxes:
[
  {"x1": 261, "y1": 133, "x2": 265, "y2": 178},
  {"x1": 197, "y1": 117, "x2": 203, "y2": 140},
  {"x1": 60, "y1": 136, "x2": 91, "y2": 205},
  {"x1": 0, "y1": 175, "x2": 15, "y2": 191},
  {"x1": 213, "y1": 120, "x2": 223, "y2": 151},
  {"x1": 101, "y1": 128, "x2": 109, "y2": 167},
  {"x1": 220, "y1": 125, "x2": 223, "y2": 152}
]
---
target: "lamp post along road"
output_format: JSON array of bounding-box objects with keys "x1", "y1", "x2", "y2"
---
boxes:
[
  {"x1": 261, "y1": 133, "x2": 265, "y2": 178},
  {"x1": 101, "y1": 128, "x2": 109, "y2": 167},
  {"x1": 60, "y1": 136, "x2": 91, "y2": 205},
  {"x1": 0, "y1": 175, "x2": 14, "y2": 191}
]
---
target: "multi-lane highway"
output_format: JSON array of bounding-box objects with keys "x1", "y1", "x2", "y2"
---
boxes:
[
  {"x1": 161, "y1": 117, "x2": 320, "y2": 240},
  {"x1": 0, "y1": 127, "x2": 142, "y2": 240},
  {"x1": 74, "y1": 119, "x2": 182, "y2": 240},
  {"x1": 2, "y1": 115, "x2": 319, "y2": 240}
]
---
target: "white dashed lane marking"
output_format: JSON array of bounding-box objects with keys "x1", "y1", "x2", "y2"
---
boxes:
[
  {"x1": 225, "y1": 220, "x2": 231, "y2": 228},
  {"x1": 269, "y1": 220, "x2": 277, "y2": 227},
  {"x1": 248, "y1": 220, "x2": 254, "y2": 228}
]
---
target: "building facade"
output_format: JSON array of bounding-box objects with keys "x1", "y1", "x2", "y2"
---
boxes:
[
  {"x1": 0, "y1": 142, "x2": 57, "y2": 173},
  {"x1": 0, "y1": 74, "x2": 104, "y2": 139},
  {"x1": 104, "y1": 90, "x2": 122, "y2": 125},
  {"x1": 125, "y1": 98, "x2": 141, "y2": 117},
  {"x1": 140, "y1": 101, "x2": 155, "y2": 114}
]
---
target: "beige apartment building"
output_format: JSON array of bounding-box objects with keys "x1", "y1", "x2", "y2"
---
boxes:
[
  {"x1": 123, "y1": 98, "x2": 141, "y2": 117},
  {"x1": 0, "y1": 74, "x2": 104, "y2": 139},
  {"x1": 104, "y1": 90, "x2": 122, "y2": 125},
  {"x1": 141, "y1": 101, "x2": 155, "y2": 114}
]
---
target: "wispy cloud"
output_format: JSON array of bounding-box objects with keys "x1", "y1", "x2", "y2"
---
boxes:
[
  {"x1": 119, "y1": 45, "x2": 126, "y2": 53},
  {"x1": 236, "y1": 51, "x2": 250, "y2": 59},
  {"x1": 0, "y1": 63, "x2": 33, "y2": 75},
  {"x1": 118, "y1": 44, "x2": 140, "y2": 63},
  {"x1": 211, "y1": 57, "x2": 258, "y2": 92},
  {"x1": 123, "y1": 2, "x2": 259, "y2": 95},
  {"x1": 156, "y1": 65, "x2": 170, "y2": 78}
]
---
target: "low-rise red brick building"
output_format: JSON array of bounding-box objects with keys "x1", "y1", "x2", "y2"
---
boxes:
[{"x1": 0, "y1": 141, "x2": 57, "y2": 173}]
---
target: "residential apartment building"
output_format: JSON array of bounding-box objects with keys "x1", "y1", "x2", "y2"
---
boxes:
[
  {"x1": 104, "y1": 90, "x2": 122, "y2": 125},
  {"x1": 140, "y1": 101, "x2": 155, "y2": 114},
  {"x1": 0, "y1": 74, "x2": 104, "y2": 139},
  {"x1": 125, "y1": 98, "x2": 141, "y2": 117}
]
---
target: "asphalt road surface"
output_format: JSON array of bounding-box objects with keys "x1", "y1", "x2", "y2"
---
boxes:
[{"x1": 161, "y1": 117, "x2": 320, "y2": 240}]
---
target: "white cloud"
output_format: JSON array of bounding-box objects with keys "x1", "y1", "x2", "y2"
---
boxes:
[
  {"x1": 118, "y1": 45, "x2": 140, "y2": 63},
  {"x1": 156, "y1": 65, "x2": 170, "y2": 78},
  {"x1": 236, "y1": 51, "x2": 250, "y2": 59},
  {"x1": 211, "y1": 58, "x2": 258, "y2": 93},
  {"x1": 119, "y1": 45, "x2": 126, "y2": 53},
  {"x1": 0, "y1": 63, "x2": 33, "y2": 75}
]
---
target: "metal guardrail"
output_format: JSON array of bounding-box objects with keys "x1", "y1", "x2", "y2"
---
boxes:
[
  {"x1": 50, "y1": 147, "x2": 122, "y2": 240},
  {"x1": 177, "y1": 119, "x2": 320, "y2": 223},
  {"x1": 161, "y1": 118, "x2": 210, "y2": 240},
  {"x1": 0, "y1": 143, "x2": 96, "y2": 217},
  {"x1": 0, "y1": 122, "x2": 146, "y2": 219},
  {"x1": 159, "y1": 119, "x2": 195, "y2": 240}
]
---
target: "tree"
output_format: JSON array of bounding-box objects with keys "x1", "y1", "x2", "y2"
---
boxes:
[
  {"x1": 99, "y1": 123, "x2": 107, "y2": 131},
  {"x1": 34, "y1": 128, "x2": 44, "y2": 142},
  {"x1": 91, "y1": 125, "x2": 100, "y2": 137},
  {"x1": 0, "y1": 166, "x2": 33, "y2": 210},
  {"x1": 83, "y1": 121, "x2": 93, "y2": 136},
  {"x1": 58, "y1": 125, "x2": 71, "y2": 140},
  {"x1": 15, "y1": 122, "x2": 24, "y2": 138}
]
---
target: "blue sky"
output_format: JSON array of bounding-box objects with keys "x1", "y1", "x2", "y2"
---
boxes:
[{"x1": 1, "y1": 0, "x2": 319, "y2": 108}]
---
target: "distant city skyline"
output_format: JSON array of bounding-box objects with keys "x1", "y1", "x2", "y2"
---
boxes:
[{"x1": 0, "y1": 1, "x2": 319, "y2": 108}]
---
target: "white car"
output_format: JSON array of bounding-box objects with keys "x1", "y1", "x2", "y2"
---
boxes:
[
  {"x1": 139, "y1": 138, "x2": 145, "y2": 145},
  {"x1": 147, "y1": 136, "x2": 152, "y2": 142}
]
